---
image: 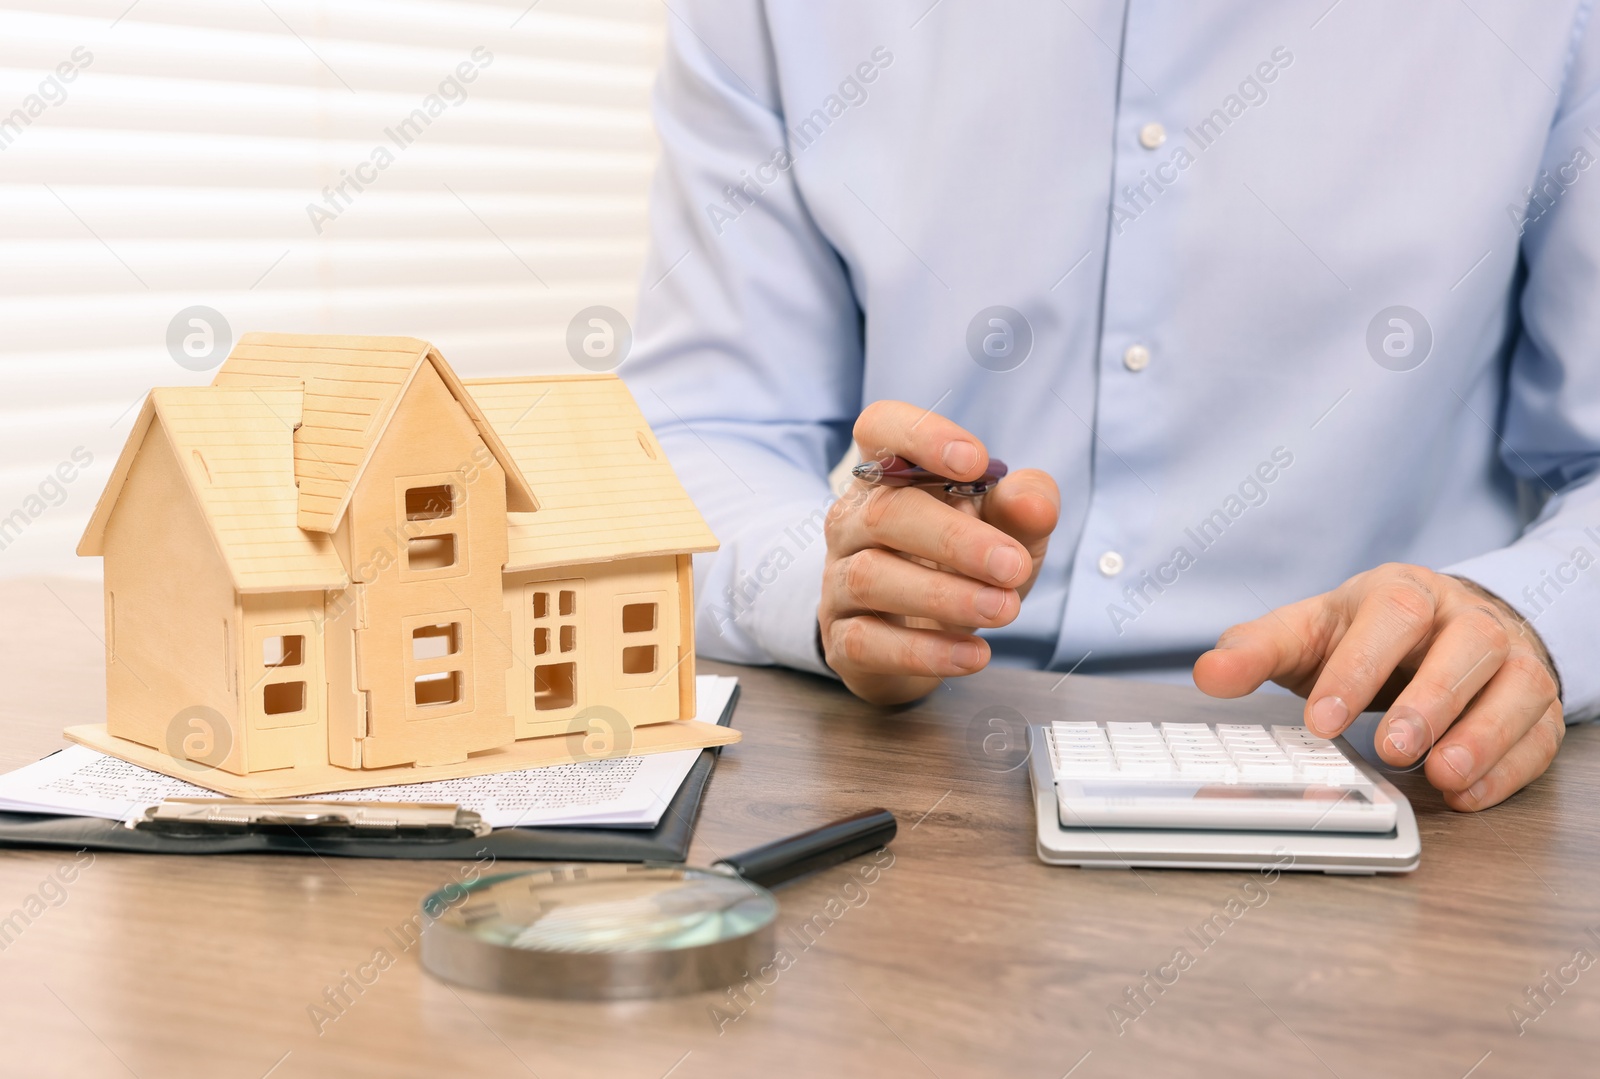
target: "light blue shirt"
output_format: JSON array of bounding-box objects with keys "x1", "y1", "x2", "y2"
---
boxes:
[{"x1": 624, "y1": 1, "x2": 1600, "y2": 720}]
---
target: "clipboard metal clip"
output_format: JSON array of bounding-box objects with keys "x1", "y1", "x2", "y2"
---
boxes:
[{"x1": 124, "y1": 798, "x2": 491, "y2": 841}]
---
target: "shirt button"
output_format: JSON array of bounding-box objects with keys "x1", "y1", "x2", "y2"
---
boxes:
[
  {"x1": 1098, "y1": 551, "x2": 1125, "y2": 576},
  {"x1": 1138, "y1": 122, "x2": 1166, "y2": 150},
  {"x1": 1123, "y1": 344, "x2": 1151, "y2": 372}
]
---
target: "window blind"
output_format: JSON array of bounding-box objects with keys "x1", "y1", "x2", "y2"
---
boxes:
[{"x1": 0, "y1": 0, "x2": 666, "y2": 576}]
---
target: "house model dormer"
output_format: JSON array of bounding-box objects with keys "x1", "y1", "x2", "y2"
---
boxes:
[{"x1": 70, "y1": 333, "x2": 737, "y2": 797}]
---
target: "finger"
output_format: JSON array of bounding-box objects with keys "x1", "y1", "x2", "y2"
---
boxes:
[
  {"x1": 1191, "y1": 595, "x2": 1330, "y2": 700},
  {"x1": 1440, "y1": 700, "x2": 1564, "y2": 811},
  {"x1": 1372, "y1": 603, "x2": 1511, "y2": 765},
  {"x1": 828, "y1": 548, "x2": 1020, "y2": 629},
  {"x1": 825, "y1": 614, "x2": 989, "y2": 679},
  {"x1": 853, "y1": 399, "x2": 989, "y2": 481},
  {"x1": 1423, "y1": 652, "x2": 1560, "y2": 794},
  {"x1": 980, "y1": 468, "x2": 1060, "y2": 561},
  {"x1": 1301, "y1": 574, "x2": 1439, "y2": 736},
  {"x1": 829, "y1": 485, "x2": 1032, "y2": 588}
]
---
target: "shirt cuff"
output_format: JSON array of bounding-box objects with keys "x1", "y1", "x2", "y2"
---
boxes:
[
  {"x1": 1445, "y1": 534, "x2": 1600, "y2": 722},
  {"x1": 691, "y1": 504, "x2": 836, "y2": 679}
]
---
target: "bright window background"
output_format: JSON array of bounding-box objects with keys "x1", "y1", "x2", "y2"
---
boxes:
[{"x1": 0, "y1": 0, "x2": 666, "y2": 577}]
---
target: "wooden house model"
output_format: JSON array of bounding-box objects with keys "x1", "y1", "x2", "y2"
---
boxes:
[{"x1": 70, "y1": 333, "x2": 737, "y2": 797}]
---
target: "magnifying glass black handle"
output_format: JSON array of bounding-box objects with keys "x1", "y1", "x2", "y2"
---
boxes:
[{"x1": 714, "y1": 808, "x2": 897, "y2": 890}]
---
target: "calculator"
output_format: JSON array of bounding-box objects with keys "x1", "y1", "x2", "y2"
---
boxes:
[{"x1": 1028, "y1": 719, "x2": 1421, "y2": 874}]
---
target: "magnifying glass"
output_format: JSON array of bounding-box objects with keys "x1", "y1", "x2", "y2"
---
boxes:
[{"x1": 419, "y1": 808, "x2": 897, "y2": 1000}]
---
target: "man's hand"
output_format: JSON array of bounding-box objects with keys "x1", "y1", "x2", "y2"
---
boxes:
[
  {"x1": 1193, "y1": 563, "x2": 1563, "y2": 811},
  {"x1": 820, "y1": 401, "x2": 1060, "y2": 705}
]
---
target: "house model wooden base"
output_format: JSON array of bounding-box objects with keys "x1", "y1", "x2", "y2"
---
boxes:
[{"x1": 70, "y1": 333, "x2": 737, "y2": 797}]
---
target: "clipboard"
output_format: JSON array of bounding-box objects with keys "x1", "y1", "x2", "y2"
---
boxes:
[{"x1": 0, "y1": 686, "x2": 737, "y2": 863}]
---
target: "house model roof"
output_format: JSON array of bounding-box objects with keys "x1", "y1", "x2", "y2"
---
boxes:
[
  {"x1": 469, "y1": 376, "x2": 719, "y2": 571},
  {"x1": 79, "y1": 334, "x2": 718, "y2": 590},
  {"x1": 78, "y1": 386, "x2": 351, "y2": 592}
]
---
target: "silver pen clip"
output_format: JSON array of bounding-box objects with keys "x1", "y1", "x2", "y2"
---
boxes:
[{"x1": 125, "y1": 798, "x2": 491, "y2": 840}]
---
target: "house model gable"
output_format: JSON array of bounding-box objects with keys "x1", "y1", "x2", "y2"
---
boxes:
[
  {"x1": 68, "y1": 333, "x2": 735, "y2": 797},
  {"x1": 210, "y1": 333, "x2": 539, "y2": 533}
]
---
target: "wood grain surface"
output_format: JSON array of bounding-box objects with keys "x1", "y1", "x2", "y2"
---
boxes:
[{"x1": 1, "y1": 576, "x2": 1596, "y2": 1079}]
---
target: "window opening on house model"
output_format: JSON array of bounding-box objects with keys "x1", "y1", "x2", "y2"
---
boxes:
[
  {"x1": 621, "y1": 601, "x2": 659, "y2": 675},
  {"x1": 263, "y1": 680, "x2": 306, "y2": 715},
  {"x1": 531, "y1": 586, "x2": 579, "y2": 710},
  {"x1": 405, "y1": 484, "x2": 454, "y2": 520},
  {"x1": 260, "y1": 632, "x2": 308, "y2": 716},
  {"x1": 407, "y1": 533, "x2": 457, "y2": 572},
  {"x1": 414, "y1": 670, "x2": 462, "y2": 707},
  {"x1": 263, "y1": 634, "x2": 303, "y2": 668},
  {"x1": 410, "y1": 621, "x2": 465, "y2": 708},
  {"x1": 412, "y1": 623, "x2": 460, "y2": 661}
]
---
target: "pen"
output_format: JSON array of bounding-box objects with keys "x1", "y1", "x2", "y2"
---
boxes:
[{"x1": 851, "y1": 455, "x2": 1009, "y2": 497}]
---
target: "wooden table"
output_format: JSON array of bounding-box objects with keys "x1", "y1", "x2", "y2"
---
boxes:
[{"x1": 2, "y1": 576, "x2": 1597, "y2": 1079}]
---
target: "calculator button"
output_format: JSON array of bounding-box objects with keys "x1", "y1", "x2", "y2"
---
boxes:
[
  {"x1": 1117, "y1": 760, "x2": 1175, "y2": 777},
  {"x1": 1236, "y1": 761, "x2": 1293, "y2": 774},
  {"x1": 1176, "y1": 760, "x2": 1234, "y2": 780},
  {"x1": 1057, "y1": 760, "x2": 1113, "y2": 778}
]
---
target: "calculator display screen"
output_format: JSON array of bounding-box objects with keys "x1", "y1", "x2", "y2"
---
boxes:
[{"x1": 1074, "y1": 783, "x2": 1371, "y2": 804}]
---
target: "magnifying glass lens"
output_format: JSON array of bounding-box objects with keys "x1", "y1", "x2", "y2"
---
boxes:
[
  {"x1": 421, "y1": 810, "x2": 895, "y2": 998},
  {"x1": 433, "y1": 866, "x2": 778, "y2": 955}
]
